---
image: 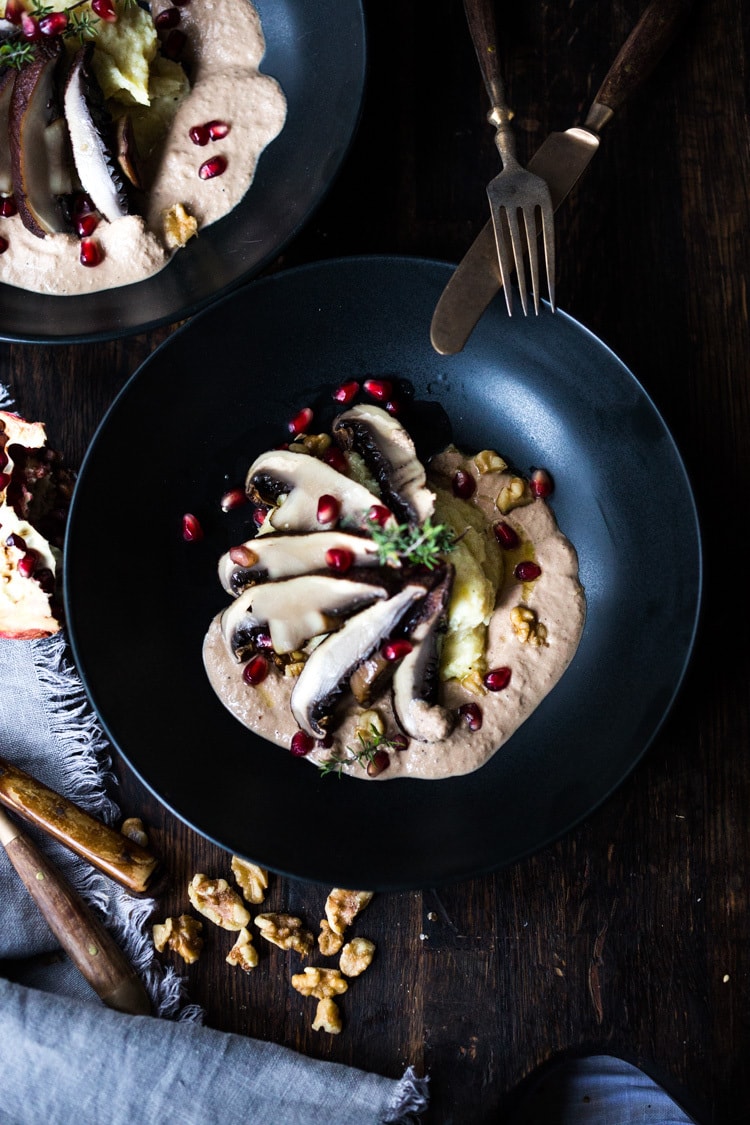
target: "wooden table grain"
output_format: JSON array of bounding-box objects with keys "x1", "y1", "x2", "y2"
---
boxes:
[{"x1": 1, "y1": 1, "x2": 745, "y2": 1121}]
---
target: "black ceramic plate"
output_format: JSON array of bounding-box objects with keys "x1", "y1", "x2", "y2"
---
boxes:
[
  {"x1": 64, "y1": 257, "x2": 702, "y2": 890},
  {"x1": 0, "y1": 0, "x2": 365, "y2": 344}
]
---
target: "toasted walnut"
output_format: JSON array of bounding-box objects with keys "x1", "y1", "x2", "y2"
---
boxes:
[
  {"x1": 255, "y1": 912, "x2": 314, "y2": 955},
  {"x1": 325, "y1": 888, "x2": 374, "y2": 936},
  {"x1": 459, "y1": 669, "x2": 487, "y2": 697},
  {"x1": 474, "y1": 449, "x2": 508, "y2": 474},
  {"x1": 355, "y1": 709, "x2": 384, "y2": 739},
  {"x1": 188, "y1": 874, "x2": 251, "y2": 931},
  {"x1": 288, "y1": 433, "x2": 331, "y2": 457},
  {"x1": 496, "y1": 477, "x2": 532, "y2": 514},
  {"x1": 340, "y1": 937, "x2": 376, "y2": 978},
  {"x1": 231, "y1": 856, "x2": 268, "y2": 905},
  {"x1": 284, "y1": 660, "x2": 307, "y2": 678},
  {"x1": 291, "y1": 966, "x2": 348, "y2": 999},
  {"x1": 162, "y1": 202, "x2": 198, "y2": 249},
  {"x1": 510, "y1": 605, "x2": 549, "y2": 647},
  {"x1": 152, "y1": 915, "x2": 203, "y2": 964},
  {"x1": 226, "y1": 927, "x2": 259, "y2": 972},
  {"x1": 318, "y1": 919, "x2": 344, "y2": 956},
  {"x1": 121, "y1": 816, "x2": 149, "y2": 848},
  {"x1": 312, "y1": 997, "x2": 343, "y2": 1034}
]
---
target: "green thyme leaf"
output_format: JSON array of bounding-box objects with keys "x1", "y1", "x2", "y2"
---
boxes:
[
  {"x1": 0, "y1": 40, "x2": 36, "y2": 70},
  {"x1": 63, "y1": 11, "x2": 100, "y2": 41},
  {"x1": 365, "y1": 514, "x2": 455, "y2": 570},
  {"x1": 318, "y1": 724, "x2": 400, "y2": 778}
]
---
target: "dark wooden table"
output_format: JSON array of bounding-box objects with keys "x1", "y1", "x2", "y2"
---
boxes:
[{"x1": 2, "y1": 1, "x2": 746, "y2": 1121}]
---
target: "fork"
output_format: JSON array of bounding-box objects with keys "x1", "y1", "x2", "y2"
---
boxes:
[{"x1": 463, "y1": 0, "x2": 555, "y2": 315}]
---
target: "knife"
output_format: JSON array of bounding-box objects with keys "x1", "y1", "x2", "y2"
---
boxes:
[{"x1": 430, "y1": 0, "x2": 693, "y2": 355}]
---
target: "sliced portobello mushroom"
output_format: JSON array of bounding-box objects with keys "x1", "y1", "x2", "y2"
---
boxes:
[
  {"x1": 64, "y1": 44, "x2": 129, "y2": 222},
  {"x1": 0, "y1": 67, "x2": 15, "y2": 196},
  {"x1": 221, "y1": 571, "x2": 391, "y2": 658},
  {"x1": 392, "y1": 565, "x2": 456, "y2": 742},
  {"x1": 290, "y1": 581, "x2": 431, "y2": 739},
  {"x1": 332, "y1": 404, "x2": 435, "y2": 525},
  {"x1": 218, "y1": 529, "x2": 383, "y2": 597},
  {"x1": 246, "y1": 450, "x2": 392, "y2": 533},
  {"x1": 9, "y1": 39, "x2": 74, "y2": 237}
]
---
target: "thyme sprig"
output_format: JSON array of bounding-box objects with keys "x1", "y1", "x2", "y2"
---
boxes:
[
  {"x1": 366, "y1": 514, "x2": 455, "y2": 570},
  {"x1": 63, "y1": 9, "x2": 99, "y2": 41},
  {"x1": 0, "y1": 40, "x2": 36, "y2": 69},
  {"x1": 318, "y1": 724, "x2": 399, "y2": 779}
]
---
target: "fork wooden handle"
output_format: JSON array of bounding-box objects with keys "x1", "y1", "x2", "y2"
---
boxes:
[
  {"x1": 0, "y1": 807, "x2": 151, "y2": 1016},
  {"x1": 0, "y1": 755, "x2": 158, "y2": 894},
  {"x1": 463, "y1": 0, "x2": 517, "y2": 161},
  {"x1": 589, "y1": 0, "x2": 694, "y2": 126}
]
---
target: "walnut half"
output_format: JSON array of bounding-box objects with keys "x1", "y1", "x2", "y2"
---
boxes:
[
  {"x1": 291, "y1": 966, "x2": 348, "y2": 1000},
  {"x1": 231, "y1": 856, "x2": 268, "y2": 905},
  {"x1": 188, "y1": 874, "x2": 251, "y2": 931},
  {"x1": 324, "y1": 889, "x2": 374, "y2": 936},
  {"x1": 152, "y1": 915, "x2": 203, "y2": 964},
  {"x1": 312, "y1": 997, "x2": 342, "y2": 1034},
  {"x1": 255, "y1": 912, "x2": 314, "y2": 955},
  {"x1": 317, "y1": 919, "x2": 344, "y2": 957},
  {"x1": 339, "y1": 937, "x2": 375, "y2": 978},
  {"x1": 226, "y1": 927, "x2": 259, "y2": 973}
]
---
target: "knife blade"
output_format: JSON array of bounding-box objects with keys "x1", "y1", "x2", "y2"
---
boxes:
[{"x1": 430, "y1": 0, "x2": 693, "y2": 355}]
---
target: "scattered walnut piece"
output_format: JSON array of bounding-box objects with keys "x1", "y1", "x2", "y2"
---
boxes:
[
  {"x1": 473, "y1": 449, "x2": 507, "y2": 474},
  {"x1": 288, "y1": 433, "x2": 331, "y2": 457},
  {"x1": 226, "y1": 927, "x2": 259, "y2": 973},
  {"x1": 355, "y1": 709, "x2": 385, "y2": 739},
  {"x1": 510, "y1": 605, "x2": 548, "y2": 647},
  {"x1": 496, "y1": 476, "x2": 532, "y2": 514},
  {"x1": 163, "y1": 202, "x2": 198, "y2": 249},
  {"x1": 291, "y1": 966, "x2": 348, "y2": 999},
  {"x1": 231, "y1": 856, "x2": 268, "y2": 905},
  {"x1": 188, "y1": 874, "x2": 251, "y2": 931},
  {"x1": 318, "y1": 919, "x2": 344, "y2": 956},
  {"x1": 459, "y1": 669, "x2": 487, "y2": 697},
  {"x1": 339, "y1": 937, "x2": 375, "y2": 978},
  {"x1": 120, "y1": 816, "x2": 149, "y2": 848},
  {"x1": 152, "y1": 915, "x2": 203, "y2": 964},
  {"x1": 255, "y1": 912, "x2": 314, "y2": 955},
  {"x1": 312, "y1": 997, "x2": 342, "y2": 1034},
  {"x1": 284, "y1": 660, "x2": 307, "y2": 678},
  {"x1": 325, "y1": 888, "x2": 374, "y2": 936}
]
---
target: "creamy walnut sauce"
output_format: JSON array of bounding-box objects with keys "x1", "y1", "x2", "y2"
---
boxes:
[
  {"x1": 202, "y1": 408, "x2": 586, "y2": 782},
  {"x1": 0, "y1": 0, "x2": 286, "y2": 294}
]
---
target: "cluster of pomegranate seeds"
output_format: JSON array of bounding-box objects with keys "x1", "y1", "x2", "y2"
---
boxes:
[
  {"x1": 290, "y1": 730, "x2": 314, "y2": 757},
  {"x1": 252, "y1": 505, "x2": 267, "y2": 527},
  {"x1": 452, "y1": 469, "x2": 476, "y2": 499},
  {"x1": 242, "y1": 654, "x2": 269, "y2": 686},
  {"x1": 79, "y1": 238, "x2": 103, "y2": 267},
  {"x1": 220, "y1": 487, "x2": 247, "y2": 512},
  {"x1": 514, "y1": 560, "x2": 541, "y2": 582},
  {"x1": 323, "y1": 445, "x2": 347, "y2": 472},
  {"x1": 367, "y1": 504, "x2": 391, "y2": 527},
  {"x1": 493, "y1": 520, "x2": 519, "y2": 550},
  {"x1": 39, "y1": 10, "x2": 68, "y2": 35},
  {"x1": 332, "y1": 380, "x2": 359, "y2": 404},
  {"x1": 363, "y1": 378, "x2": 392, "y2": 402},
  {"x1": 484, "y1": 666, "x2": 512, "y2": 692},
  {"x1": 316, "y1": 494, "x2": 340, "y2": 525},
  {"x1": 366, "y1": 749, "x2": 390, "y2": 777},
  {"x1": 189, "y1": 120, "x2": 230, "y2": 146},
  {"x1": 0, "y1": 196, "x2": 16, "y2": 218},
  {"x1": 458, "y1": 702, "x2": 483, "y2": 731},
  {"x1": 181, "y1": 512, "x2": 203, "y2": 541},
  {"x1": 381, "y1": 638, "x2": 413, "y2": 662},
  {"x1": 92, "y1": 0, "x2": 118, "y2": 22},
  {"x1": 325, "y1": 546, "x2": 353, "y2": 573},
  {"x1": 17, "y1": 549, "x2": 38, "y2": 578},
  {"x1": 288, "y1": 406, "x2": 313, "y2": 436},
  {"x1": 198, "y1": 154, "x2": 227, "y2": 180},
  {"x1": 0, "y1": 237, "x2": 7, "y2": 256},
  {"x1": 530, "y1": 467, "x2": 554, "y2": 498},
  {"x1": 3, "y1": 0, "x2": 23, "y2": 23},
  {"x1": 76, "y1": 212, "x2": 99, "y2": 238}
]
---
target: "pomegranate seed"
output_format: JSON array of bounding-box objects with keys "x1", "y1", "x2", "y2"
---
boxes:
[
  {"x1": 317, "y1": 494, "x2": 341, "y2": 525},
  {"x1": 391, "y1": 733, "x2": 409, "y2": 752},
  {"x1": 242, "y1": 654, "x2": 268, "y2": 686},
  {"x1": 6, "y1": 533, "x2": 26, "y2": 552},
  {"x1": 39, "y1": 10, "x2": 68, "y2": 34},
  {"x1": 514, "y1": 560, "x2": 541, "y2": 582},
  {"x1": 452, "y1": 469, "x2": 476, "y2": 499},
  {"x1": 484, "y1": 667, "x2": 512, "y2": 692},
  {"x1": 363, "y1": 378, "x2": 393, "y2": 401},
  {"x1": 384, "y1": 399, "x2": 401, "y2": 416},
  {"x1": 162, "y1": 29, "x2": 186, "y2": 58},
  {"x1": 17, "y1": 552, "x2": 38, "y2": 578},
  {"x1": 79, "y1": 239, "x2": 103, "y2": 267},
  {"x1": 325, "y1": 547, "x2": 353, "y2": 573},
  {"x1": 76, "y1": 212, "x2": 99, "y2": 238},
  {"x1": 181, "y1": 512, "x2": 203, "y2": 541},
  {"x1": 332, "y1": 380, "x2": 359, "y2": 404},
  {"x1": 0, "y1": 472, "x2": 10, "y2": 490},
  {"x1": 458, "y1": 702, "x2": 483, "y2": 731},
  {"x1": 229, "y1": 545, "x2": 256, "y2": 567},
  {"x1": 91, "y1": 0, "x2": 117, "y2": 21},
  {"x1": 21, "y1": 14, "x2": 41, "y2": 40},
  {"x1": 72, "y1": 193, "x2": 94, "y2": 218},
  {"x1": 493, "y1": 521, "x2": 520, "y2": 550},
  {"x1": 255, "y1": 631, "x2": 273, "y2": 649},
  {"x1": 252, "y1": 506, "x2": 268, "y2": 527},
  {"x1": 381, "y1": 638, "x2": 413, "y2": 662},
  {"x1": 0, "y1": 237, "x2": 7, "y2": 255},
  {"x1": 4, "y1": 0, "x2": 23, "y2": 24},
  {"x1": 317, "y1": 731, "x2": 334, "y2": 749},
  {"x1": 287, "y1": 406, "x2": 313, "y2": 436},
  {"x1": 199, "y1": 154, "x2": 227, "y2": 180},
  {"x1": 323, "y1": 446, "x2": 347, "y2": 472},
  {"x1": 207, "y1": 119, "x2": 230, "y2": 140},
  {"x1": 367, "y1": 749, "x2": 390, "y2": 777},
  {"x1": 290, "y1": 730, "x2": 314, "y2": 757},
  {"x1": 367, "y1": 504, "x2": 391, "y2": 527},
  {"x1": 189, "y1": 124, "x2": 210, "y2": 146},
  {"x1": 0, "y1": 196, "x2": 16, "y2": 218},
  {"x1": 530, "y1": 467, "x2": 554, "y2": 498},
  {"x1": 220, "y1": 487, "x2": 247, "y2": 512},
  {"x1": 155, "y1": 6, "x2": 180, "y2": 28}
]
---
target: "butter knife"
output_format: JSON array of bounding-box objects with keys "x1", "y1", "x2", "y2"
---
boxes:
[{"x1": 431, "y1": 0, "x2": 693, "y2": 355}]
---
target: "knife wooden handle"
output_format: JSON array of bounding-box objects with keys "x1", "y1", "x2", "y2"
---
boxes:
[
  {"x1": 0, "y1": 807, "x2": 151, "y2": 1016},
  {"x1": 590, "y1": 0, "x2": 693, "y2": 125},
  {"x1": 0, "y1": 755, "x2": 158, "y2": 894}
]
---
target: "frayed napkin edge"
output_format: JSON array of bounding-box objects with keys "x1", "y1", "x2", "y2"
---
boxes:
[{"x1": 383, "y1": 1066, "x2": 430, "y2": 1123}]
